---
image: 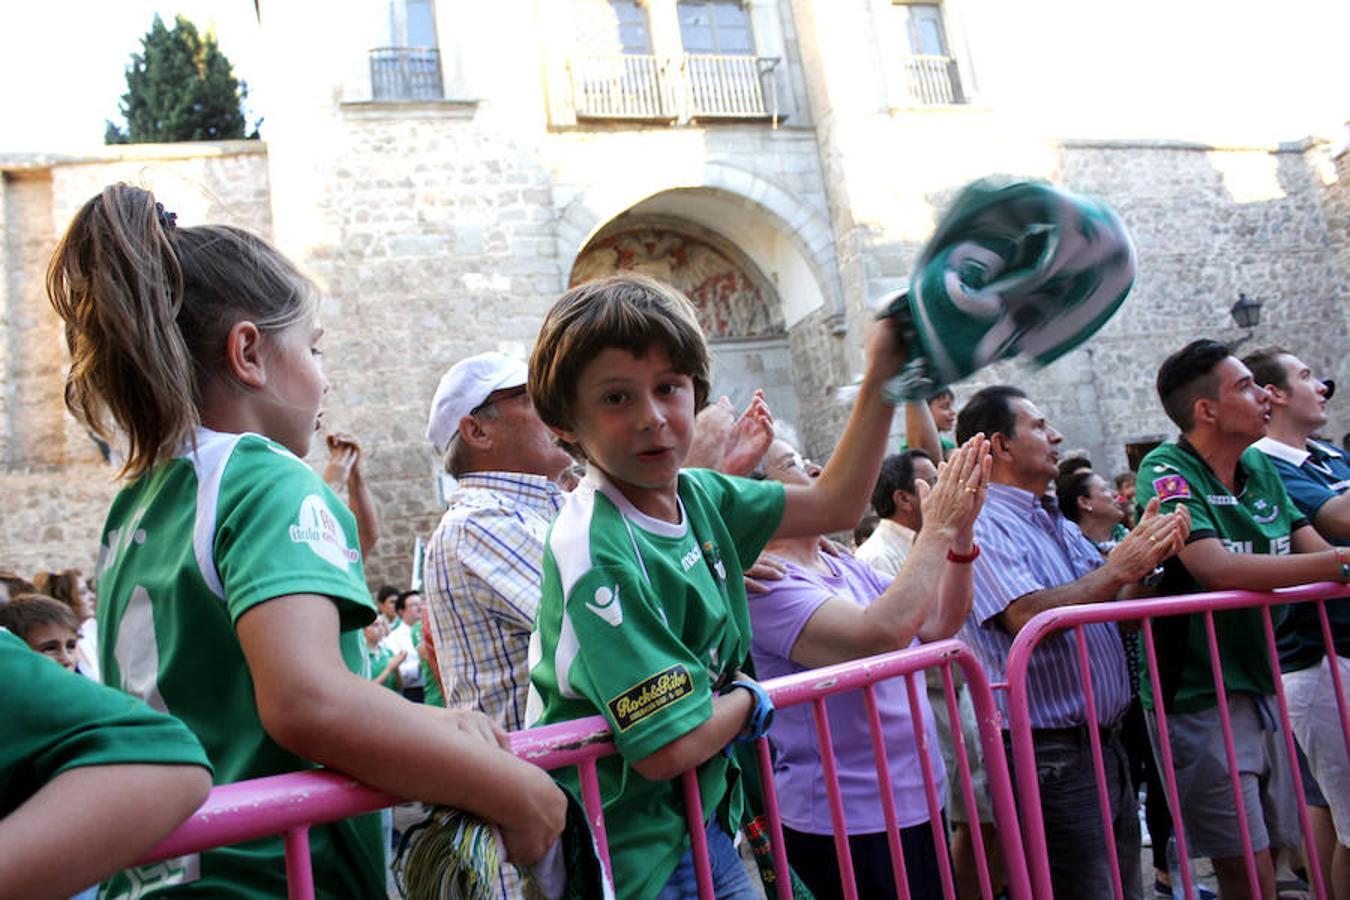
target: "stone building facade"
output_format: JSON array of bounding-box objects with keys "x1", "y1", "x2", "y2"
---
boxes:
[{"x1": 2, "y1": 0, "x2": 1346, "y2": 586}]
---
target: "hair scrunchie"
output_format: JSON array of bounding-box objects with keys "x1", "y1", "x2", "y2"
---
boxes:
[{"x1": 154, "y1": 201, "x2": 178, "y2": 234}]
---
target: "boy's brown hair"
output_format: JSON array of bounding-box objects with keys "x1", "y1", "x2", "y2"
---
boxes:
[
  {"x1": 529, "y1": 274, "x2": 711, "y2": 454},
  {"x1": 0, "y1": 594, "x2": 79, "y2": 640}
]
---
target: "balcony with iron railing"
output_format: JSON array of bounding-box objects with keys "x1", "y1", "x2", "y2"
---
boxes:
[
  {"x1": 369, "y1": 47, "x2": 444, "y2": 102},
  {"x1": 567, "y1": 53, "x2": 780, "y2": 124},
  {"x1": 897, "y1": 54, "x2": 965, "y2": 106}
]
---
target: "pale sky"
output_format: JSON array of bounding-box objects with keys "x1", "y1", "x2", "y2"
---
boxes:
[
  {"x1": 0, "y1": 2, "x2": 266, "y2": 153},
  {"x1": 0, "y1": 1, "x2": 1344, "y2": 155}
]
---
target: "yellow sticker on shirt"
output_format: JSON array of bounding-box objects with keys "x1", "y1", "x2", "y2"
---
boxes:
[{"x1": 607, "y1": 665, "x2": 694, "y2": 732}]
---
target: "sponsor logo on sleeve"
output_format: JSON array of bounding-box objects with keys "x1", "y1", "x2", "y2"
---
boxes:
[
  {"x1": 1152, "y1": 474, "x2": 1191, "y2": 502},
  {"x1": 606, "y1": 665, "x2": 694, "y2": 732},
  {"x1": 289, "y1": 494, "x2": 359, "y2": 570},
  {"x1": 585, "y1": 584, "x2": 624, "y2": 627}
]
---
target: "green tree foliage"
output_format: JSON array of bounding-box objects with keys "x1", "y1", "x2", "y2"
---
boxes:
[{"x1": 105, "y1": 15, "x2": 257, "y2": 144}]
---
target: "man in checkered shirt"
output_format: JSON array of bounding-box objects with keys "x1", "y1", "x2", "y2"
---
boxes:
[{"x1": 423, "y1": 353, "x2": 576, "y2": 734}]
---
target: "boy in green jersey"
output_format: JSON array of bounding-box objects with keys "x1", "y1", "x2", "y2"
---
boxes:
[
  {"x1": 525, "y1": 274, "x2": 919, "y2": 899},
  {"x1": 1138, "y1": 339, "x2": 1349, "y2": 900},
  {"x1": 0, "y1": 593, "x2": 81, "y2": 671}
]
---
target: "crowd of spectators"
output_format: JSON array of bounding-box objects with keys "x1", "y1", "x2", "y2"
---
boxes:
[{"x1": 2, "y1": 182, "x2": 1346, "y2": 900}]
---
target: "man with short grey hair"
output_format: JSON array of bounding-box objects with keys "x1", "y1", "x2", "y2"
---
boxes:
[{"x1": 424, "y1": 352, "x2": 575, "y2": 730}]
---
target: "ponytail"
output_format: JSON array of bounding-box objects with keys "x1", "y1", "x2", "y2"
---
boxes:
[{"x1": 47, "y1": 184, "x2": 315, "y2": 479}]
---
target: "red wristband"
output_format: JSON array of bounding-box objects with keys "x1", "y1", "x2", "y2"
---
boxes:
[{"x1": 947, "y1": 544, "x2": 980, "y2": 564}]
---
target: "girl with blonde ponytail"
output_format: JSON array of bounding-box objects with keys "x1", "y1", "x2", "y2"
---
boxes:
[{"x1": 48, "y1": 184, "x2": 565, "y2": 898}]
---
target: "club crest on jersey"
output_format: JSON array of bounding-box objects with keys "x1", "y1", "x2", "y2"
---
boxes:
[
  {"x1": 586, "y1": 584, "x2": 624, "y2": 627},
  {"x1": 1250, "y1": 498, "x2": 1280, "y2": 525},
  {"x1": 702, "y1": 541, "x2": 726, "y2": 581},
  {"x1": 607, "y1": 665, "x2": 693, "y2": 731},
  {"x1": 1152, "y1": 474, "x2": 1191, "y2": 502},
  {"x1": 289, "y1": 495, "x2": 358, "y2": 569}
]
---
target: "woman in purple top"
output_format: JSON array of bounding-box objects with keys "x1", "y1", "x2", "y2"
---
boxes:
[{"x1": 748, "y1": 434, "x2": 989, "y2": 900}]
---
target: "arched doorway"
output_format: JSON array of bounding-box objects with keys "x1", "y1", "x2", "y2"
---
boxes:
[{"x1": 569, "y1": 215, "x2": 800, "y2": 429}]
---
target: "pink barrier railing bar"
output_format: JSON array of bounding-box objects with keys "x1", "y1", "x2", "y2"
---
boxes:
[
  {"x1": 942, "y1": 662, "x2": 994, "y2": 899},
  {"x1": 862, "y1": 682, "x2": 911, "y2": 897},
  {"x1": 1005, "y1": 581, "x2": 1347, "y2": 900},
  {"x1": 756, "y1": 638, "x2": 1033, "y2": 900},
  {"x1": 1072, "y1": 624, "x2": 1123, "y2": 900},
  {"x1": 138, "y1": 639, "x2": 1032, "y2": 900},
  {"x1": 903, "y1": 670, "x2": 957, "y2": 900}
]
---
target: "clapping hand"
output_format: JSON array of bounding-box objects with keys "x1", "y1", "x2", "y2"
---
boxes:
[
  {"x1": 1106, "y1": 497, "x2": 1190, "y2": 582},
  {"x1": 917, "y1": 434, "x2": 991, "y2": 541},
  {"x1": 721, "y1": 391, "x2": 775, "y2": 477}
]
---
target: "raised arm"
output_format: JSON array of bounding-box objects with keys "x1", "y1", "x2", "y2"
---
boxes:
[
  {"x1": 236, "y1": 594, "x2": 565, "y2": 864},
  {"x1": 372, "y1": 648, "x2": 406, "y2": 686},
  {"x1": 905, "y1": 399, "x2": 943, "y2": 463},
  {"x1": 775, "y1": 319, "x2": 907, "y2": 538},
  {"x1": 324, "y1": 433, "x2": 381, "y2": 557},
  {"x1": 919, "y1": 438, "x2": 991, "y2": 641},
  {"x1": 787, "y1": 438, "x2": 990, "y2": 667}
]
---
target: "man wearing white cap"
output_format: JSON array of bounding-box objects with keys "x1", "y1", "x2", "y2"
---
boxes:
[
  {"x1": 423, "y1": 351, "x2": 575, "y2": 721},
  {"x1": 422, "y1": 352, "x2": 574, "y2": 898}
]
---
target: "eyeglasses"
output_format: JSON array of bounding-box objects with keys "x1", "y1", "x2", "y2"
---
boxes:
[{"x1": 471, "y1": 386, "x2": 528, "y2": 417}]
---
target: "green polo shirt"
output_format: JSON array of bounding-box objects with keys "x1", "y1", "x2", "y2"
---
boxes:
[{"x1": 1136, "y1": 440, "x2": 1306, "y2": 713}]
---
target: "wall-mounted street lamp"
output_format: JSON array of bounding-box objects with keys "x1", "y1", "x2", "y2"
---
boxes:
[{"x1": 1228, "y1": 292, "x2": 1263, "y2": 349}]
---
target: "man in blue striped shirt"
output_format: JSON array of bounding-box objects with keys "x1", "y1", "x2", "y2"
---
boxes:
[{"x1": 955, "y1": 385, "x2": 1189, "y2": 900}]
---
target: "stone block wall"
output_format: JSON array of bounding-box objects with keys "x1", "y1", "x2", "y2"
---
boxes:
[
  {"x1": 0, "y1": 143, "x2": 272, "y2": 578},
  {"x1": 1316, "y1": 143, "x2": 1350, "y2": 357},
  {"x1": 269, "y1": 100, "x2": 844, "y2": 585},
  {"x1": 866, "y1": 138, "x2": 1348, "y2": 476},
  {"x1": 3, "y1": 0, "x2": 1346, "y2": 591},
  {"x1": 4, "y1": 132, "x2": 1344, "y2": 586}
]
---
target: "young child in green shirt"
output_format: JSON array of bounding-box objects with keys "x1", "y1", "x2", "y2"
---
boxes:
[
  {"x1": 0, "y1": 594, "x2": 81, "y2": 671},
  {"x1": 525, "y1": 274, "x2": 919, "y2": 899}
]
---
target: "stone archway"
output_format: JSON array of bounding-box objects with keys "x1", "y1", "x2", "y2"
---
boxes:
[
  {"x1": 569, "y1": 216, "x2": 800, "y2": 428},
  {"x1": 555, "y1": 162, "x2": 844, "y2": 324}
]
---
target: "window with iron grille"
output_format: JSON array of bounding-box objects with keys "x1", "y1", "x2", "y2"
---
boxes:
[
  {"x1": 892, "y1": 2, "x2": 966, "y2": 105},
  {"x1": 370, "y1": 0, "x2": 444, "y2": 101}
]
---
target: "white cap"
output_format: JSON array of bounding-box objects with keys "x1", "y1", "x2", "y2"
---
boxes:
[{"x1": 426, "y1": 352, "x2": 528, "y2": 455}]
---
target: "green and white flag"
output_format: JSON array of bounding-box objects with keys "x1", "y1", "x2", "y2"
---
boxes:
[{"x1": 879, "y1": 178, "x2": 1135, "y2": 401}]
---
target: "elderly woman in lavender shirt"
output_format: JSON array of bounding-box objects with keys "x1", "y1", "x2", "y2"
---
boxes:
[{"x1": 747, "y1": 433, "x2": 990, "y2": 900}]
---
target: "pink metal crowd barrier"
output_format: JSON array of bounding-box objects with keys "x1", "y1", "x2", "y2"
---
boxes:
[
  {"x1": 1004, "y1": 581, "x2": 1348, "y2": 900},
  {"x1": 135, "y1": 639, "x2": 1032, "y2": 900}
]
